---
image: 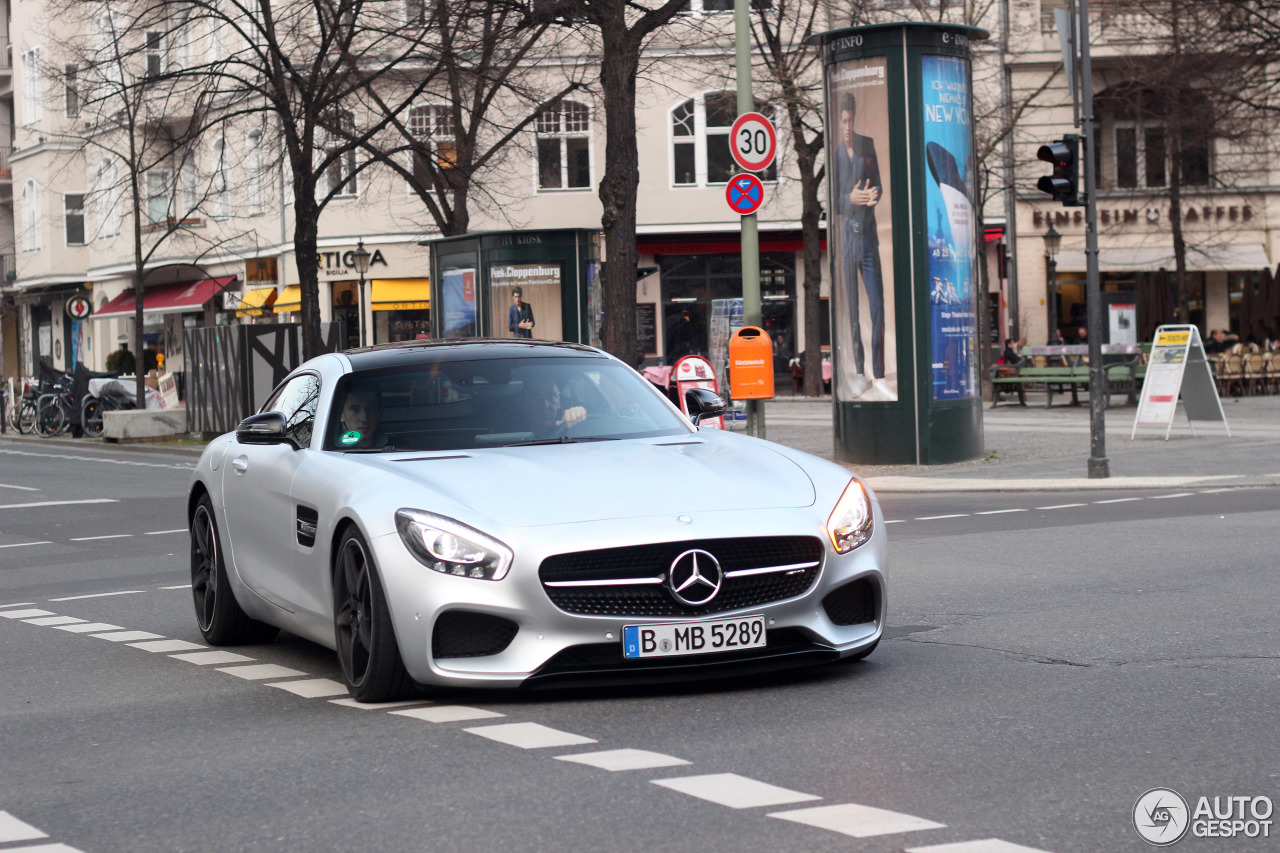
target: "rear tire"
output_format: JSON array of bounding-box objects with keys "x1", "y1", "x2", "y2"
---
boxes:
[
  {"x1": 16, "y1": 399, "x2": 37, "y2": 434},
  {"x1": 333, "y1": 527, "x2": 414, "y2": 702},
  {"x1": 190, "y1": 495, "x2": 279, "y2": 645},
  {"x1": 35, "y1": 398, "x2": 66, "y2": 438},
  {"x1": 82, "y1": 398, "x2": 105, "y2": 438}
]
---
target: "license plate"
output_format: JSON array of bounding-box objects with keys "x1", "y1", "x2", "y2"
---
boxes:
[{"x1": 622, "y1": 616, "x2": 766, "y2": 659}]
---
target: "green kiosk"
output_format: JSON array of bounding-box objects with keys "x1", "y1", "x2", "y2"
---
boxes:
[
  {"x1": 815, "y1": 23, "x2": 987, "y2": 464},
  {"x1": 428, "y1": 229, "x2": 601, "y2": 345}
]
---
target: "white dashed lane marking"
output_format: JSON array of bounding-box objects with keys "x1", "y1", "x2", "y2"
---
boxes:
[
  {"x1": 0, "y1": 602, "x2": 37, "y2": 609},
  {"x1": 54, "y1": 622, "x2": 123, "y2": 633},
  {"x1": 1151, "y1": 492, "x2": 1194, "y2": 499},
  {"x1": 217, "y1": 663, "x2": 307, "y2": 680},
  {"x1": 159, "y1": 584, "x2": 192, "y2": 590},
  {"x1": 266, "y1": 678, "x2": 349, "y2": 698},
  {"x1": 465, "y1": 722, "x2": 597, "y2": 750},
  {"x1": 0, "y1": 482, "x2": 40, "y2": 491},
  {"x1": 0, "y1": 498, "x2": 119, "y2": 509},
  {"x1": 1035, "y1": 503, "x2": 1086, "y2": 510},
  {"x1": 330, "y1": 698, "x2": 432, "y2": 710},
  {"x1": 170, "y1": 650, "x2": 254, "y2": 665},
  {"x1": 21, "y1": 616, "x2": 86, "y2": 627},
  {"x1": 975, "y1": 509, "x2": 1027, "y2": 515},
  {"x1": 127, "y1": 639, "x2": 205, "y2": 653},
  {"x1": 50, "y1": 591, "x2": 145, "y2": 602},
  {"x1": 915, "y1": 514, "x2": 969, "y2": 521},
  {"x1": 92, "y1": 630, "x2": 166, "y2": 643},
  {"x1": 906, "y1": 839, "x2": 1055, "y2": 853},
  {"x1": 1094, "y1": 497, "x2": 1142, "y2": 504},
  {"x1": 769, "y1": 802, "x2": 945, "y2": 838},
  {"x1": 69, "y1": 534, "x2": 134, "y2": 542},
  {"x1": 0, "y1": 541, "x2": 52, "y2": 549},
  {"x1": 0, "y1": 810, "x2": 48, "y2": 842},
  {"x1": 653, "y1": 773, "x2": 822, "y2": 809},
  {"x1": 145, "y1": 529, "x2": 187, "y2": 535},
  {"x1": 555, "y1": 749, "x2": 691, "y2": 772},
  {"x1": 1, "y1": 609, "x2": 55, "y2": 620},
  {"x1": 390, "y1": 705, "x2": 504, "y2": 723}
]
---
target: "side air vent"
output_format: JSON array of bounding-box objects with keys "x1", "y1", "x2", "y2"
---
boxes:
[{"x1": 296, "y1": 506, "x2": 319, "y2": 547}]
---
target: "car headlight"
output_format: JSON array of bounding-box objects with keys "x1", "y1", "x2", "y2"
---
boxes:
[
  {"x1": 826, "y1": 478, "x2": 874, "y2": 554},
  {"x1": 395, "y1": 509, "x2": 513, "y2": 580}
]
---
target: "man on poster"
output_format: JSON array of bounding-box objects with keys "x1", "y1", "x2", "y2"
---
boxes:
[
  {"x1": 508, "y1": 287, "x2": 535, "y2": 338},
  {"x1": 834, "y1": 92, "x2": 889, "y2": 398}
]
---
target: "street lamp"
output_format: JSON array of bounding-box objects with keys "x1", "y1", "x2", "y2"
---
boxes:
[
  {"x1": 1042, "y1": 223, "x2": 1061, "y2": 344},
  {"x1": 352, "y1": 240, "x2": 372, "y2": 347}
]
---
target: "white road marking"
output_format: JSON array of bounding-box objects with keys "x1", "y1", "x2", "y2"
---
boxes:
[
  {"x1": 329, "y1": 698, "x2": 433, "y2": 710},
  {"x1": 3, "y1": 844, "x2": 86, "y2": 853},
  {"x1": 92, "y1": 630, "x2": 167, "y2": 643},
  {"x1": 1151, "y1": 492, "x2": 1195, "y2": 499},
  {"x1": 465, "y1": 722, "x2": 597, "y2": 749},
  {"x1": 906, "y1": 839, "x2": 1055, "y2": 853},
  {"x1": 159, "y1": 584, "x2": 192, "y2": 590},
  {"x1": 1094, "y1": 497, "x2": 1142, "y2": 504},
  {"x1": 1198, "y1": 488, "x2": 1236, "y2": 494},
  {"x1": 0, "y1": 498, "x2": 119, "y2": 510},
  {"x1": 768, "y1": 802, "x2": 945, "y2": 838},
  {"x1": 170, "y1": 650, "x2": 255, "y2": 665},
  {"x1": 55, "y1": 622, "x2": 124, "y2": 633},
  {"x1": 145, "y1": 529, "x2": 188, "y2": 535},
  {"x1": 0, "y1": 448, "x2": 194, "y2": 471},
  {"x1": 975, "y1": 509, "x2": 1027, "y2": 515},
  {"x1": 0, "y1": 810, "x2": 48, "y2": 842},
  {"x1": 915, "y1": 514, "x2": 969, "y2": 521},
  {"x1": 390, "y1": 705, "x2": 504, "y2": 723},
  {"x1": 266, "y1": 678, "x2": 349, "y2": 698},
  {"x1": 1035, "y1": 503, "x2": 1086, "y2": 510},
  {"x1": 69, "y1": 534, "x2": 134, "y2": 542},
  {"x1": 652, "y1": 773, "x2": 821, "y2": 809},
  {"x1": 884, "y1": 519, "x2": 906, "y2": 524},
  {"x1": 22, "y1": 616, "x2": 86, "y2": 627},
  {"x1": 127, "y1": 639, "x2": 206, "y2": 653},
  {"x1": 0, "y1": 482, "x2": 40, "y2": 491},
  {"x1": 217, "y1": 663, "x2": 307, "y2": 680},
  {"x1": 50, "y1": 590, "x2": 144, "y2": 601},
  {"x1": 555, "y1": 749, "x2": 691, "y2": 772},
  {"x1": 0, "y1": 602, "x2": 37, "y2": 608},
  {"x1": 1, "y1": 609, "x2": 55, "y2": 620},
  {"x1": 0, "y1": 541, "x2": 52, "y2": 549}
]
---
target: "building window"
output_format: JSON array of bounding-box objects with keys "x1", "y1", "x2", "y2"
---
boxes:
[
  {"x1": 65, "y1": 64, "x2": 80, "y2": 119},
  {"x1": 146, "y1": 169, "x2": 172, "y2": 224},
  {"x1": 96, "y1": 13, "x2": 123, "y2": 91},
  {"x1": 1100, "y1": 88, "x2": 1211, "y2": 190},
  {"x1": 404, "y1": 0, "x2": 427, "y2": 24},
  {"x1": 320, "y1": 110, "x2": 358, "y2": 198},
  {"x1": 65, "y1": 194, "x2": 86, "y2": 246},
  {"x1": 670, "y1": 92, "x2": 776, "y2": 187},
  {"x1": 246, "y1": 129, "x2": 266, "y2": 215},
  {"x1": 21, "y1": 48, "x2": 43, "y2": 125},
  {"x1": 536, "y1": 100, "x2": 591, "y2": 190},
  {"x1": 21, "y1": 181, "x2": 42, "y2": 252},
  {"x1": 408, "y1": 104, "x2": 458, "y2": 191},
  {"x1": 95, "y1": 158, "x2": 122, "y2": 238},
  {"x1": 145, "y1": 31, "x2": 164, "y2": 78}
]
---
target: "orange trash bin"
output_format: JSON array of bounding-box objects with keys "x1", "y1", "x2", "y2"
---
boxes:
[{"x1": 729, "y1": 326, "x2": 775, "y2": 400}]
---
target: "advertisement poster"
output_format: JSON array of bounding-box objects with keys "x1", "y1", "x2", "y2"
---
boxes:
[
  {"x1": 922, "y1": 54, "x2": 978, "y2": 400},
  {"x1": 1109, "y1": 303, "x2": 1137, "y2": 345},
  {"x1": 488, "y1": 263, "x2": 563, "y2": 341},
  {"x1": 827, "y1": 55, "x2": 897, "y2": 402},
  {"x1": 441, "y1": 268, "x2": 476, "y2": 338}
]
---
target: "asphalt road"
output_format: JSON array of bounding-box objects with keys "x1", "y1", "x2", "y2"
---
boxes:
[{"x1": 2, "y1": 440, "x2": 1277, "y2": 853}]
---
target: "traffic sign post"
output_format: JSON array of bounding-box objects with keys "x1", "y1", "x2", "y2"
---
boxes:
[
  {"x1": 729, "y1": 112, "x2": 777, "y2": 173},
  {"x1": 725, "y1": 173, "x2": 764, "y2": 217}
]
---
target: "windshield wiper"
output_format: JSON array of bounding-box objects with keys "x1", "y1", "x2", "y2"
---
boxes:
[
  {"x1": 344, "y1": 446, "x2": 398, "y2": 453},
  {"x1": 503, "y1": 436, "x2": 618, "y2": 447}
]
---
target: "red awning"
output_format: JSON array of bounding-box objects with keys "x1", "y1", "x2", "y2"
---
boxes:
[{"x1": 95, "y1": 276, "x2": 237, "y2": 319}]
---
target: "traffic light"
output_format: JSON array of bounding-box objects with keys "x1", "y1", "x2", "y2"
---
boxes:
[{"x1": 1037, "y1": 137, "x2": 1082, "y2": 206}]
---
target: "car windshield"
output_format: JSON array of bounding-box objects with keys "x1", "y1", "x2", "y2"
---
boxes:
[{"x1": 324, "y1": 356, "x2": 691, "y2": 452}]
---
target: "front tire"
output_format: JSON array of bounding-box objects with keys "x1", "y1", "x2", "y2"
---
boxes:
[
  {"x1": 81, "y1": 397, "x2": 105, "y2": 438},
  {"x1": 190, "y1": 495, "x2": 279, "y2": 645},
  {"x1": 333, "y1": 527, "x2": 414, "y2": 702},
  {"x1": 35, "y1": 398, "x2": 66, "y2": 438}
]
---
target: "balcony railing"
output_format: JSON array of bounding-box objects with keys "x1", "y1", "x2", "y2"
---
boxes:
[{"x1": 0, "y1": 146, "x2": 11, "y2": 183}]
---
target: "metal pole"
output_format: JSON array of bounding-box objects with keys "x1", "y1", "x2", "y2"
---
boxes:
[
  {"x1": 1046, "y1": 255, "x2": 1058, "y2": 342},
  {"x1": 1078, "y1": 0, "x2": 1108, "y2": 477},
  {"x1": 734, "y1": 0, "x2": 763, "y2": 437},
  {"x1": 359, "y1": 273, "x2": 367, "y2": 347}
]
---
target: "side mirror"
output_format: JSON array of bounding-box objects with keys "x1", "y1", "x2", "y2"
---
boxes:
[
  {"x1": 685, "y1": 388, "x2": 727, "y2": 426},
  {"x1": 236, "y1": 411, "x2": 291, "y2": 446}
]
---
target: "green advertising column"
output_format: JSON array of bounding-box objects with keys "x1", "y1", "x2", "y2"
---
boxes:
[{"x1": 816, "y1": 23, "x2": 988, "y2": 464}]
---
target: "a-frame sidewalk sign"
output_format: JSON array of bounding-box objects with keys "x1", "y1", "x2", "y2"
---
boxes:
[{"x1": 1131, "y1": 324, "x2": 1231, "y2": 440}]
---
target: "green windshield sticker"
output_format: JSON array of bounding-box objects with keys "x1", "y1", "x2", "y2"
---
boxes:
[{"x1": 340, "y1": 430, "x2": 362, "y2": 446}]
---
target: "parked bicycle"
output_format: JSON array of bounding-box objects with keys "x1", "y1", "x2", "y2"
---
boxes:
[
  {"x1": 7, "y1": 377, "x2": 42, "y2": 434},
  {"x1": 81, "y1": 379, "x2": 137, "y2": 438},
  {"x1": 35, "y1": 381, "x2": 77, "y2": 438}
]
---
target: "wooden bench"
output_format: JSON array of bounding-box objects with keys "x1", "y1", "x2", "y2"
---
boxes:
[{"x1": 991, "y1": 360, "x2": 1142, "y2": 408}]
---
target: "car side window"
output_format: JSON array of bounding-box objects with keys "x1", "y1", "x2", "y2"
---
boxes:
[{"x1": 268, "y1": 373, "x2": 321, "y2": 448}]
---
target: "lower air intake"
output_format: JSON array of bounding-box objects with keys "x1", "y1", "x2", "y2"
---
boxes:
[
  {"x1": 821, "y1": 577, "x2": 878, "y2": 626},
  {"x1": 432, "y1": 611, "x2": 519, "y2": 659}
]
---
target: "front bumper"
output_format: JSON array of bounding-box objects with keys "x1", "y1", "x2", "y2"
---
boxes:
[{"x1": 368, "y1": 504, "x2": 886, "y2": 689}]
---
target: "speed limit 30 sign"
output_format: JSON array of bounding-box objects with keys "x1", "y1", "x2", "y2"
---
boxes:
[{"x1": 729, "y1": 112, "x2": 777, "y2": 173}]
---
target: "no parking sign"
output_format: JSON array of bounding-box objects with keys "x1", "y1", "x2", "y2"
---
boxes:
[{"x1": 725, "y1": 174, "x2": 764, "y2": 217}]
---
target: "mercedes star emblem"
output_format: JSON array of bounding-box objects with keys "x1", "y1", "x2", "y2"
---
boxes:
[{"x1": 667, "y1": 548, "x2": 723, "y2": 607}]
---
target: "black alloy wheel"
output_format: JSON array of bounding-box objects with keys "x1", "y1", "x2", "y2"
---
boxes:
[
  {"x1": 334, "y1": 527, "x2": 414, "y2": 702},
  {"x1": 190, "y1": 495, "x2": 279, "y2": 645}
]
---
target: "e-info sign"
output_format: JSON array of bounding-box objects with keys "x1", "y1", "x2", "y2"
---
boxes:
[{"x1": 1132, "y1": 325, "x2": 1230, "y2": 439}]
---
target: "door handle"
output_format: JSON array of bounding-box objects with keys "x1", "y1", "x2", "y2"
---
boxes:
[{"x1": 231, "y1": 456, "x2": 249, "y2": 473}]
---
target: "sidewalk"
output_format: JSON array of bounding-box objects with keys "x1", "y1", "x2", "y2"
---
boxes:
[
  {"x1": 757, "y1": 393, "x2": 1280, "y2": 492},
  {"x1": 5, "y1": 394, "x2": 1278, "y2": 493}
]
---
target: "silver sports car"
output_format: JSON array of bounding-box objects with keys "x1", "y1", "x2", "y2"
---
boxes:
[{"x1": 187, "y1": 340, "x2": 885, "y2": 701}]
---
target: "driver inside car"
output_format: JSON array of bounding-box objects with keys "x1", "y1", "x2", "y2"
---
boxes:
[
  {"x1": 521, "y1": 374, "x2": 586, "y2": 438},
  {"x1": 336, "y1": 382, "x2": 388, "y2": 449}
]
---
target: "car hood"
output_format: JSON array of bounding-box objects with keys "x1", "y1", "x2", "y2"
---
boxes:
[{"x1": 361, "y1": 434, "x2": 817, "y2": 527}]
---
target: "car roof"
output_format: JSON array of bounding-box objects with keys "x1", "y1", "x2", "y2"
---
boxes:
[{"x1": 341, "y1": 338, "x2": 606, "y2": 371}]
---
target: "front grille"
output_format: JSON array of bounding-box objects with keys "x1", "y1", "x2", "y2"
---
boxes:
[
  {"x1": 539, "y1": 536, "x2": 824, "y2": 617},
  {"x1": 431, "y1": 611, "x2": 519, "y2": 659},
  {"x1": 821, "y1": 577, "x2": 878, "y2": 626}
]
